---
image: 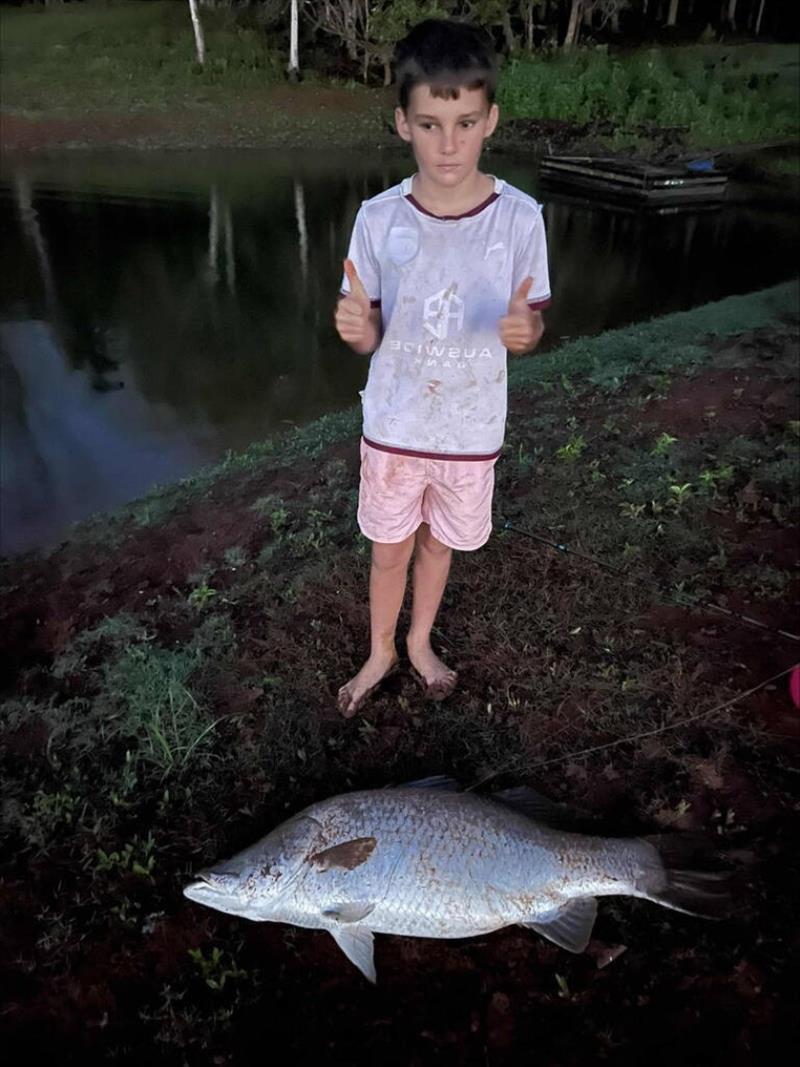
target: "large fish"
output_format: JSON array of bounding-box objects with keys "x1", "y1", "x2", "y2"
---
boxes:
[{"x1": 183, "y1": 778, "x2": 727, "y2": 982}]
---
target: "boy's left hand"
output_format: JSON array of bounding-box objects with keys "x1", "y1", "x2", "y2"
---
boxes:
[{"x1": 499, "y1": 277, "x2": 544, "y2": 355}]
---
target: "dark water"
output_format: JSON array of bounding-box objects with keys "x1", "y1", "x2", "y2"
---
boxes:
[{"x1": 1, "y1": 149, "x2": 798, "y2": 555}]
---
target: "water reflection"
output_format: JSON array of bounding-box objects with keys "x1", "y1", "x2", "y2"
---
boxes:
[{"x1": 1, "y1": 150, "x2": 797, "y2": 554}]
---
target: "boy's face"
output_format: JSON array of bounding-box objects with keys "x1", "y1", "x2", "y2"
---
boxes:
[{"x1": 395, "y1": 84, "x2": 499, "y2": 191}]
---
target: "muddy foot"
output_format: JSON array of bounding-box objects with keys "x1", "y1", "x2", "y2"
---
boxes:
[
  {"x1": 407, "y1": 641, "x2": 458, "y2": 702},
  {"x1": 337, "y1": 652, "x2": 399, "y2": 719}
]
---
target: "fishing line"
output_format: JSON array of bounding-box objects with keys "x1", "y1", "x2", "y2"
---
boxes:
[
  {"x1": 469, "y1": 663, "x2": 798, "y2": 791},
  {"x1": 502, "y1": 520, "x2": 800, "y2": 644}
]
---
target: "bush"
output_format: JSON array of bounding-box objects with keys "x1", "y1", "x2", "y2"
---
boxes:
[{"x1": 497, "y1": 46, "x2": 799, "y2": 145}]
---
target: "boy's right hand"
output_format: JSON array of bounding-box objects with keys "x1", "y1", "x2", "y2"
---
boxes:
[{"x1": 335, "y1": 259, "x2": 378, "y2": 352}]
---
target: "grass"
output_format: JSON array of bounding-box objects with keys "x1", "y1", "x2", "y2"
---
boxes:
[
  {"x1": 1, "y1": 1, "x2": 284, "y2": 113},
  {"x1": 497, "y1": 44, "x2": 800, "y2": 148}
]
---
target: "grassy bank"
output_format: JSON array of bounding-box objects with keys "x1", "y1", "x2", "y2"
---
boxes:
[
  {"x1": 2, "y1": 3, "x2": 798, "y2": 154},
  {"x1": 498, "y1": 44, "x2": 800, "y2": 148},
  {"x1": 1, "y1": 282, "x2": 798, "y2": 1060},
  {"x1": 0, "y1": 1, "x2": 284, "y2": 112}
]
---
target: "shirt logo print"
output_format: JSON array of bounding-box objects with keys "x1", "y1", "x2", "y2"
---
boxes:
[{"x1": 423, "y1": 286, "x2": 464, "y2": 340}]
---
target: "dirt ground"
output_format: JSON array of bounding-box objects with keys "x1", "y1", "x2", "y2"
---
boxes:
[
  {"x1": 0, "y1": 89, "x2": 682, "y2": 157},
  {"x1": 0, "y1": 87, "x2": 398, "y2": 153},
  {"x1": 0, "y1": 317, "x2": 798, "y2": 1064}
]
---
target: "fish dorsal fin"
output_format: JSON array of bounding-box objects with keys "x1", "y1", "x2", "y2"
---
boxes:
[
  {"x1": 327, "y1": 925, "x2": 377, "y2": 983},
  {"x1": 397, "y1": 775, "x2": 461, "y2": 791},
  {"x1": 521, "y1": 898, "x2": 598, "y2": 954},
  {"x1": 491, "y1": 786, "x2": 582, "y2": 829},
  {"x1": 322, "y1": 901, "x2": 376, "y2": 924}
]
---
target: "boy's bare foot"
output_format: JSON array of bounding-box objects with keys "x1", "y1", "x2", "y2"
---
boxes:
[
  {"x1": 337, "y1": 651, "x2": 399, "y2": 719},
  {"x1": 406, "y1": 639, "x2": 458, "y2": 702}
]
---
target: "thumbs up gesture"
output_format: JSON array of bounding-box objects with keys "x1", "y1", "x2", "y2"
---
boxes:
[
  {"x1": 335, "y1": 259, "x2": 379, "y2": 353},
  {"x1": 499, "y1": 276, "x2": 544, "y2": 355}
]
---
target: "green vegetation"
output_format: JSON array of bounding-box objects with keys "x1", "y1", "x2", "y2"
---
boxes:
[
  {"x1": 498, "y1": 44, "x2": 800, "y2": 147},
  {"x1": 1, "y1": 2, "x2": 284, "y2": 113},
  {"x1": 2, "y1": 4, "x2": 798, "y2": 153}
]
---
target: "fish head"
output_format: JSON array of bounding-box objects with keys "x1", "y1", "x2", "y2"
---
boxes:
[{"x1": 183, "y1": 813, "x2": 322, "y2": 920}]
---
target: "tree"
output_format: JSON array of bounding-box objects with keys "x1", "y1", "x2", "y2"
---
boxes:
[
  {"x1": 563, "y1": 0, "x2": 584, "y2": 47},
  {"x1": 288, "y1": 0, "x2": 300, "y2": 81},
  {"x1": 308, "y1": 1, "x2": 452, "y2": 85},
  {"x1": 187, "y1": 0, "x2": 206, "y2": 66},
  {"x1": 754, "y1": 0, "x2": 766, "y2": 35},
  {"x1": 666, "y1": 0, "x2": 680, "y2": 27}
]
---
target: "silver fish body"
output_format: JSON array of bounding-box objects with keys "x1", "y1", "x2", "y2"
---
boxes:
[{"x1": 184, "y1": 781, "x2": 726, "y2": 982}]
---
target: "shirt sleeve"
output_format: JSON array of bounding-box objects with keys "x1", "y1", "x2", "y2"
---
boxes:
[
  {"x1": 514, "y1": 207, "x2": 552, "y2": 312},
  {"x1": 340, "y1": 206, "x2": 382, "y2": 308}
]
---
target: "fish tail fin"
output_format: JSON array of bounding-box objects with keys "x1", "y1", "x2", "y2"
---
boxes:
[{"x1": 641, "y1": 834, "x2": 731, "y2": 919}]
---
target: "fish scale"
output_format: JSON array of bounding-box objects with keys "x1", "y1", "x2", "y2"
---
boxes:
[{"x1": 184, "y1": 781, "x2": 728, "y2": 982}]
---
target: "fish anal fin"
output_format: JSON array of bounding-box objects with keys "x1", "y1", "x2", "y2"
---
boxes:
[
  {"x1": 322, "y1": 901, "x2": 376, "y2": 924},
  {"x1": 521, "y1": 897, "x2": 598, "y2": 954},
  {"x1": 328, "y1": 925, "x2": 377, "y2": 983}
]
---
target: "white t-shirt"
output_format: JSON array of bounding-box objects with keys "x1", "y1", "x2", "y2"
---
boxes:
[{"x1": 341, "y1": 175, "x2": 551, "y2": 459}]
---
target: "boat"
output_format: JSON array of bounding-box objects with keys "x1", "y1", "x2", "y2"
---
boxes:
[{"x1": 538, "y1": 155, "x2": 727, "y2": 206}]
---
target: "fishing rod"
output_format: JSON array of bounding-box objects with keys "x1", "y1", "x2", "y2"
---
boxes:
[{"x1": 502, "y1": 520, "x2": 800, "y2": 645}]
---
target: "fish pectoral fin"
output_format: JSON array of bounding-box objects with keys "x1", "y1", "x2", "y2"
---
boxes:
[
  {"x1": 309, "y1": 837, "x2": 377, "y2": 872},
  {"x1": 327, "y1": 925, "x2": 377, "y2": 984},
  {"x1": 521, "y1": 898, "x2": 598, "y2": 954},
  {"x1": 322, "y1": 901, "x2": 376, "y2": 924}
]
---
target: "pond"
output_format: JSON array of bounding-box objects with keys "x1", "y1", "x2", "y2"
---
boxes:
[{"x1": 1, "y1": 148, "x2": 797, "y2": 554}]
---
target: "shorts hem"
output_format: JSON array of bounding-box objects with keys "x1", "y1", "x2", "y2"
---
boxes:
[
  {"x1": 357, "y1": 518, "x2": 423, "y2": 544},
  {"x1": 427, "y1": 524, "x2": 493, "y2": 552}
]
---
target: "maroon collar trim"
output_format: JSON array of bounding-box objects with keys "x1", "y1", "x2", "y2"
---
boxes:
[{"x1": 404, "y1": 190, "x2": 500, "y2": 221}]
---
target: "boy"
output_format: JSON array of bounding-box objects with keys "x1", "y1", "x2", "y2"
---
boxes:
[{"x1": 335, "y1": 19, "x2": 551, "y2": 717}]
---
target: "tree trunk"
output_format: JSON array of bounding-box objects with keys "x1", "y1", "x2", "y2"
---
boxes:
[
  {"x1": 564, "y1": 0, "x2": 583, "y2": 48},
  {"x1": 726, "y1": 0, "x2": 737, "y2": 30},
  {"x1": 526, "y1": 3, "x2": 534, "y2": 51},
  {"x1": 363, "y1": 0, "x2": 369, "y2": 82},
  {"x1": 755, "y1": 0, "x2": 766, "y2": 35},
  {"x1": 345, "y1": 6, "x2": 358, "y2": 61},
  {"x1": 666, "y1": 0, "x2": 679, "y2": 27},
  {"x1": 288, "y1": 0, "x2": 299, "y2": 77},
  {"x1": 188, "y1": 0, "x2": 206, "y2": 66}
]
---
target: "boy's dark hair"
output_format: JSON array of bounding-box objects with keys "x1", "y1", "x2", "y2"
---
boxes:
[{"x1": 394, "y1": 20, "x2": 497, "y2": 112}]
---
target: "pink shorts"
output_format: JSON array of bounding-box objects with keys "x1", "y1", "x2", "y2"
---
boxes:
[{"x1": 357, "y1": 439, "x2": 498, "y2": 551}]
